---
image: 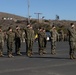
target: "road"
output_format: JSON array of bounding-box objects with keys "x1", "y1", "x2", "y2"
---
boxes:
[{"x1": 0, "y1": 41, "x2": 76, "y2": 75}]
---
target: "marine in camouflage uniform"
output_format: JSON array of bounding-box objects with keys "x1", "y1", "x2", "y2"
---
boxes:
[
  {"x1": 25, "y1": 25, "x2": 35, "y2": 57},
  {"x1": 24, "y1": 26, "x2": 28, "y2": 54},
  {"x1": 6, "y1": 27, "x2": 15, "y2": 58},
  {"x1": 0, "y1": 26, "x2": 4, "y2": 57},
  {"x1": 14, "y1": 26, "x2": 22, "y2": 56},
  {"x1": 29, "y1": 26, "x2": 35, "y2": 55},
  {"x1": 42, "y1": 28, "x2": 47, "y2": 54},
  {"x1": 68, "y1": 23, "x2": 76, "y2": 59},
  {"x1": 50, "y1": 25, "x2": 58, "y2": 55},
  {"x1": 38, "y1": 27, "x2": 44, "y2": 55}
]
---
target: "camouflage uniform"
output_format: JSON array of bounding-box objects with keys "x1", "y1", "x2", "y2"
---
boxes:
[
  {"x1": 68, "y1": 23, "x2": 76, "y2": 59},
  {"x1": 38, "y1": 28, "x2": 44, "y2": 55},
  {"x1": 0, "y1": 29, "x2": 4, "y2": 57},
  {"x1": 29, "y1": 26, "x2": 35, "y2": 55},
  {"x1": 25, "y1": 25, "x2": 35, "y2": 56},
  {"x1": 24, "y1": 27, "x2": 28, "y2": 54},
  {"x1": 42, "y1": 29, "x2": 47, "y2": 54},
  {"x1": 14, "y1": 26, "x2": 22, "y2": 55},
  {"x1": 59, "y1": 30, "x2": 64, "y2": 41},
  {"x1": 6, "y1": 27, "x2": 15, "y2": 57},
  {"x1": 50, "y1": 26, "x2": 58, "y2": 54}
]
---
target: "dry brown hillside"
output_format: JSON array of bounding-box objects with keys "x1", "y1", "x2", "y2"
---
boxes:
[
  {"x1": 0, "y1": 12, "x2": 76, "y2": 31},
  {"x1": 0, "y1": 12, "x2": 28, "y2": 30},
  {"x1": 0, "y1": 12, "x2": 26, "y2": 20}
]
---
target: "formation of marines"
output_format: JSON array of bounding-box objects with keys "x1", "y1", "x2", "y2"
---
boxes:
[{"x1": 0, "y1": 23, "x2": 76, "y2": 60}]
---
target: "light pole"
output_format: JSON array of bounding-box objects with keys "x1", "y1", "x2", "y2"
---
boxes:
[{"x1": 27, "y1": 0, "x2": 30, "y2": 24}]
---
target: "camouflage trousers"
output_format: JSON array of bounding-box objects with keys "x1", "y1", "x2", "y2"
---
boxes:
[
  {"x1": 15, "y1": 38, "x2": 21, "y2": 54},
  {"x1": 0, "y1": 42, "x2": 4, "y2": 56},
  {"x1": 26, "y1": 40, "x2": 34, "y2": 56},
  {"x1": 0, "y1": 42, "x2": 3, "y2": 52},
  {"x1": 51, "y1": 40, "x2": 56, "y2": 54},
  {"x1": 69, "y1": 41, "x2": 76, "y2": 55}
]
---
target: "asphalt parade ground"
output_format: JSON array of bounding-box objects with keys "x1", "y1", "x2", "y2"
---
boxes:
[{"x1": 0, "y1": 41, "x2": 76, "y2": 75}]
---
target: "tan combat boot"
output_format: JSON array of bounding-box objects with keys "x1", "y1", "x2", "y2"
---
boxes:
[
  {"x1": 43, "y1": 49, "x2": 47, "y2": 54},
  {"x1": 17, "y1": 49, "x2": 22, "y2": 56},
  {"x1": 51, "y1": 50, "x2": 56, "y2": 55},
  {"x1": 70, "y1": 54, "x2": 73, "y2": 59},
  {"x1": 27, "y1": 50, "x2": 31, "y2": 57},
  {"x1": 72, "y1": 55, "x2": 76, "y2": 59},
  {"x1": 0, "y1": 51, "x2": 4, "y2": 57},
  {"x1": 39, "y1": 50, "x2": 43, "y2": 55},
  {"x1": 30, "y1": 50, "x2": 33, "y2": 55},
  {"x1": 8, "y1": 52, "x2": 14, "y2": 58}
]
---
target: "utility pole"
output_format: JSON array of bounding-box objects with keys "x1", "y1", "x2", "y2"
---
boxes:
[
  {"x1": 34, "y1": 13, "x2": 42, "y2": 23},
  {"x1": 27, "y1": 0, "x2": 30, "y2": 24},
  {"x1": 42, "y1": 16, "x2": 45, "y2": 23}
]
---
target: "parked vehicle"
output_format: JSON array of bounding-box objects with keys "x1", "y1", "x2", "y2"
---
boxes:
[{"x1": 46, "y1": 32, "x2": 51, "y2": 41}]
